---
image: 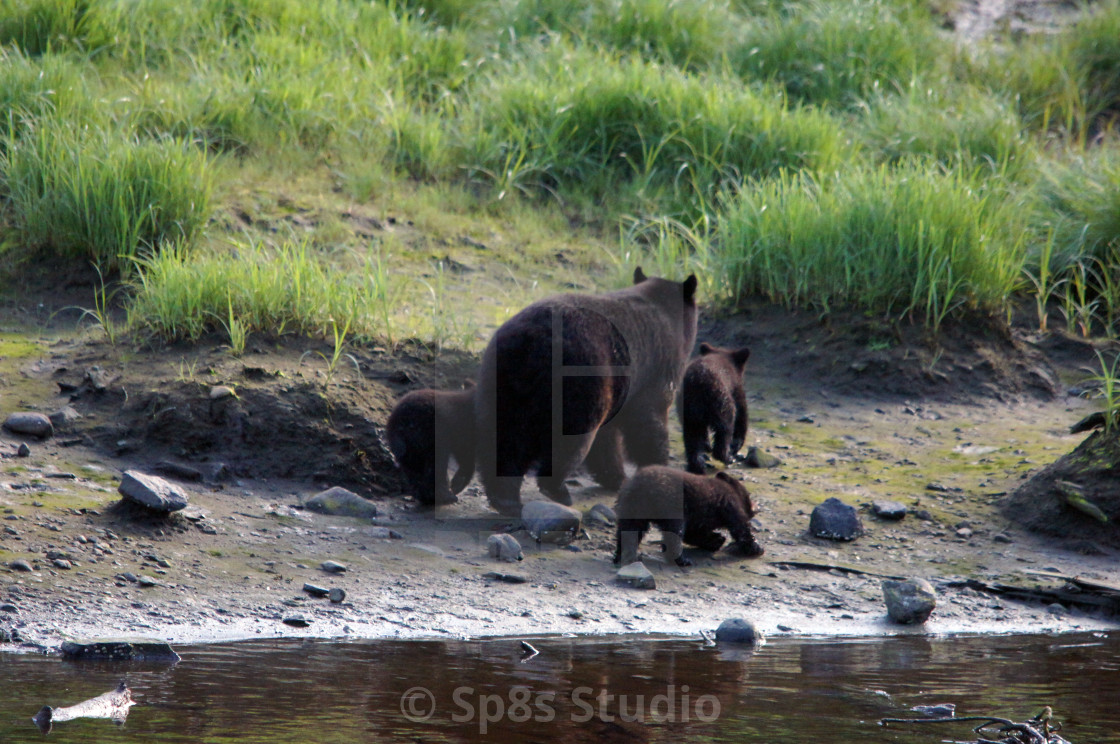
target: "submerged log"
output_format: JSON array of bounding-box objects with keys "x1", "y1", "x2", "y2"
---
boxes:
[
  {"x1": 32, "y1": 681, "x2": 134, "y2": 734},
  {"x1": 880, "y1": 708, "x2": 1071, "y2": 744}
]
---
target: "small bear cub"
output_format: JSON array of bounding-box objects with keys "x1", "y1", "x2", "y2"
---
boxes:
[
  {"x1": 386, "y1": 383, "x2": 475, "y2": 507},
  {"x1": 678, "y1": 343, "x2": 751, "y2": 474},
  {"x1": 614, "y1": 465, "x2": 764, "y2": 567}
]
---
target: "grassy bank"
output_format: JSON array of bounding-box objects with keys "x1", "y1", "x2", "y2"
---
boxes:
[{"x1": 1, "y1": 0, "x2": 1120, "y2": 345}]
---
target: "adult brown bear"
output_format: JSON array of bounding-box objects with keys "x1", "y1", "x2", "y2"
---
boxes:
[
  {"x1": 475, "y1": 268, "x2": 698, "y2": 515},
  {"x1": 678, "y1": 342, "x2": 751, "y2": 474},
  {"x1": 386, "y1": 383, "x2": 475, "y2": 506},
  {"x1": 613, "y1": 465, "x2": 764, "y2": 567}
]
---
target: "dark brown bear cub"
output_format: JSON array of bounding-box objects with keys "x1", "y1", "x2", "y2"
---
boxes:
[
  {"x1": 386, "y1": 384, "x2": 475, "y2": 507},
  {"x1": 613, "y1": 465, "x2": 764, "y2": 567},
  {"x1": 678, "y1": 342, "x2": 751, "y2": 475}
]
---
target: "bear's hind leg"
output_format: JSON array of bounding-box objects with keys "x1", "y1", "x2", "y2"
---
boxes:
[
  {"x1": 682, "y1": 419, "x2": 710, "y2": 475},
  {"x1": 585, "y1": 426, "x2": 626, "y2": 491},
  {"x1": 616, "y1": 520, "x2": 648, "y2": 565}
]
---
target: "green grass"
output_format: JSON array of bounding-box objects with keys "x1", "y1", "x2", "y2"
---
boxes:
[
  {"x1": 715, "y1": 163, "x2": 1027, "y2": 329},
  {"x1": 0, "y1": 0, "x2": 1119, "y2": 345}
]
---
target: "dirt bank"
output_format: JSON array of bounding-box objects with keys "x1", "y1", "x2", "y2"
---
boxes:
[{"x1": 2, "y1": 300, "x2": 1118, "y2": 652}]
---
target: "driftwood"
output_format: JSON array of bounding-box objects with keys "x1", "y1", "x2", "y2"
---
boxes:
[
  {"x1": 32, "y1": 681, "x2": 134, "y2": 734},
  {"x1": 766, "y1": 560, "x2": 908, "y2": 580},
  {"x1": 881, "y1": 708, "x2": 1071, "y2": 744},
  {"x1": 947, "y1": 573, "x2": 1120, "y2": 615}
]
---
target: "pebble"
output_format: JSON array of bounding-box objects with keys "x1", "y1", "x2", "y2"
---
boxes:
[
  {"x1": 871, "y1": 500, "x2": 907, "y2": 520},
  {"x1": 481, "y1": 572, "x2": 528, "y2": 584},
  {"x1": 809, "y1": 497, "x2": 864, "y2": 541},
  {"x1": 320, "y1": 560, "x2": 347, "y2": 574},
  {"x1": 745, "y1": 446, "x2": 782, "y2": 468},
  {"x1": 52, "y1": 559, "x2": 72, "y2": 570},
  {"x1": 616, "y1": 562, "x2": 656, "y2": 590},
  {"x1": 118, "y1": 471, "x2": 189, "y2": 513},
  {"x1": 586, "y1": 503, "x2": 617, "y2": 526},
  {"x1": 16, "y1": 443, "x2": 30, "y2": 458},
  {"x1": 8, "y1": 559, "x2": 33, "y2": 572},
  {"x1": 487, "y1": 533, "x2": 524, "y2": 563},
  {"x1": 328, "y1": 588, "x2": 346, "y2": 604},
  {"x1": 282, "y1": 617, "x2": 311, "y2": 628},
  {"x1": 304, "y1": 486, "x2": 379, "y2": 519},
  {"x1": 882, "y1": 578, "x2": 937, "y2": 624},
  {"x1": 522, "y1": 501, "x2": 582, "y2": 543},
  {"x1": 303, "y1": 583, "x2": 330, "y2": 598}
]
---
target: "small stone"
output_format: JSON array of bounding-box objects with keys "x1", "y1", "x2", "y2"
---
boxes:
[
  {"x1": 810, "y1": 497, "x2": 864, "y2": 541},
  {"x1": 48, "y1": 406, "x2": 81, "y2": 429},
  {"x1": 365, "y1": 526, "x2": 402, "y2": 539},
  {"x1": 0, "y1": 603, "x2": 18, "y2": 614},
  {"x1": 320, "y1": 560, "x2": 347, "y2": 574},
  {"x1": 328, "y1": 588, "x2": 346, "y2": 604},
  {"x1": 154, "y1": 461, "x2": 203, "y2": 482},
  {"x1": 882, "y1": 578, "x2": 937, "y2": 624},
  {"x1": 586, "y1": 503, "x2": 617, "y2": 526},
  {"x1": 52, "y1": 559, "x2": 72, "y2": 570},
  {"x1": 912, "y1": 704, "x2": 956, "y2": 717},
  {"x1": 3, "y1": 412, "x2": 53, "y2": 439},
  {"x1": 137, "y1": 575, "x2": 160, "y2": 587},
  {"x1": 9, "y1": 559, "x2": 33, "y2": 572},
  {"x1": 302, "y1": 583, "x2": 330, "y2": 598},
  {"x1": 521, "y1": 501, "x2": 582, "y2": 543},
  {"x1": 304, "y1": 486, "x2": 379, "y2": 519},
  {"x1": 487, "y1": 533, "x2": 524, "y2": 563},
  {"x1": 714, "y1": 618, "x2": 760, "y2": 645},
  {"x1": 283, "y1": 617, "x2": 311, "y2": 628},
  {"x1": 567, "y1": 608, "x2": 583, "y2": 619},
  {"x1": 118, "y1": 471, "x2": 189, "y2": 513},
  {"x1": 209, "y1": 385, "x2": 236, "y2": 400},
  {"x1": 616, "y1": 562, "x2": 656, "y2": 590},
  {"x1": 16, "y1": 443, "x2": 30, "y2": 458},
  {"x1": 993, "y1": 534, "x2": 1013, "y2": 544},
  {"x1": 956, "y1": 527, "x2": 973, "y2": 539},
  {"x1": 871, "y1": 500, "x2": 907, "y2": 520},
  {"x1": 745, "y1": 446, "x2": 782, "y2": 468},
  {"x1": 1046, "y1": 603, "x2": 1069, "y2": 616}
]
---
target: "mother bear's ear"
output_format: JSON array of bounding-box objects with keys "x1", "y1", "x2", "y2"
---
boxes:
[
  {"x1": 633, "y1": 266, "x2": 648, "y2": 284},
  {"x1": 683, "y1": 274, "x2": 698, "y2": 304}
]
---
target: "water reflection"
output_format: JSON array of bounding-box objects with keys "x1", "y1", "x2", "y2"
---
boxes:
[{"x1": 1, "y1": 632, "x2": 1117, "y2": 743}]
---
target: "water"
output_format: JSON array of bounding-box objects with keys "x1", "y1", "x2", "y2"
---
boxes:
[{"x1": 2, "y1": 632, "x2": 1117, "y2": 742}]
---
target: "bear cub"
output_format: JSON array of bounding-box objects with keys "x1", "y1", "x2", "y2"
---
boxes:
[
  {"x1": 386, "y1": 383, "x2": 475, "y2": 507},
  {"x1": 678, "y1": 342, "x2": 751, "y2": 474},
  {"x1": 613, "y1": 465, "x2": 764, "y2": 567}
]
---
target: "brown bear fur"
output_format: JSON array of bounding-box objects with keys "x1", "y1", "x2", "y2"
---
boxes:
[
  {"x1": 613, "y1": 465, "x2": 763, "y2": 567},
  {"x1": 474, "y1": 268, "x2": 698, "y2": 515},
  {"x1": 386, "y1": 382, "x2": 475, "y2": 507},
  {"x1": 678, "y1": 342, "x2": 751, "y2": 475}
]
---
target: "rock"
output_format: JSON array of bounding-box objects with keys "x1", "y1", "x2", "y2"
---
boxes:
[
  {"x1": 567, "y1": 608, "x2": 583, "y2": 619},
  {"x1": 481, "y1": 572, "x2": 528, "y2": 584},
  {"x1": 521, "y1": 501, "x2": 582, "y2": 543},
  {"x1": 16, "y1": 443, "x2": 30, "y2": 458},
  {"x1": 320, "y1": 560, "x2": 347, "y2": 574},
  {"x1": 118, "y1": 471, "x2": 189, "y2": 513},
  {"x1": 209, "y1": 385, "x2": 236, "y2": 400},
  {"x1": 365, "y1": 526, "x2": 403, "y2": 539},
  {"x1": 912, "y1": 704, "x2": 956, "y2": 717},
  {"x1": 48, "y1": 406, "x2": 81, "y2": 429},
  {"x1": 154, "y1": 461, "x2": 203, "y2": 482},
  {"x1": 137, "y1": 575, "x2": 160, "y2": 587},
  {"x1": 956, "y1": 527, "x2": 973, "y2": 539},
  {"x1": 871, "y1": 500, "x2": 907, "y2": 520},
  {"x1": 714, "y1": 618, "x2": 760, "y2": 645},
  {"x1": 810, "y1": 497, "x2": 864, "y2": 541},
  {"x1": 1, "y1": 603, "x2": 18, "y2": 614},
  {"x1": 60, "y1": 638, "x2": 181, "y2": 663},
  {"x1": 9, "y1": 559, "x2": 33, "y2": 572},
  {"x1": 304, "y1": 486, "x2": 379, "y2": 519},
  {"x1": 586, "y1": 503, "x2": 617, "y2": 526},
  {"x1": 3, "y1": 412, "x2": 53, "y2": 439},
  {"x1": 616, "y1": 562, "x2": 656, "y2": 590},
  {"x1": 282, "y1": 616, "x2": 311, "y2": 628},
  {"x1": 303, "y1": 583, "x2": 330, "y2": 598},
  {"x1": 882, "y1": 578, "x2": 937, "y2": 624},
  {"x1": 328, "y1": 588, "x2": 346, "y2": 604},
  {"x1": 745, "y1": 446, "x2": 782, "y2": 468},
  {"x1": 487, "y1": 533, "x2": 524, "y2": 563},
  {"x1": 51, "y1": 559, "x2": 72, "y2": 570}
]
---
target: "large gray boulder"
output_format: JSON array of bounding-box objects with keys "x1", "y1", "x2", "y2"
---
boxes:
[
  {"x1": 522, "y1": 501, "x2": 582, "y2": 543},
  {"x1": 810, "y1": 497, "x2": 864, "y2": 541},
  {"x1": 882, "y1": 578, "x2": 937, "y2": 624},
  {"x1": 118, "y1": 471, "x2": 188, "y2": 513},
  {"x1": 3, "y1": 412, "x2": 53, "y2": 439},
  {"x1": 304, "y1": 486, "x2": 379, "y2": 519}
]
